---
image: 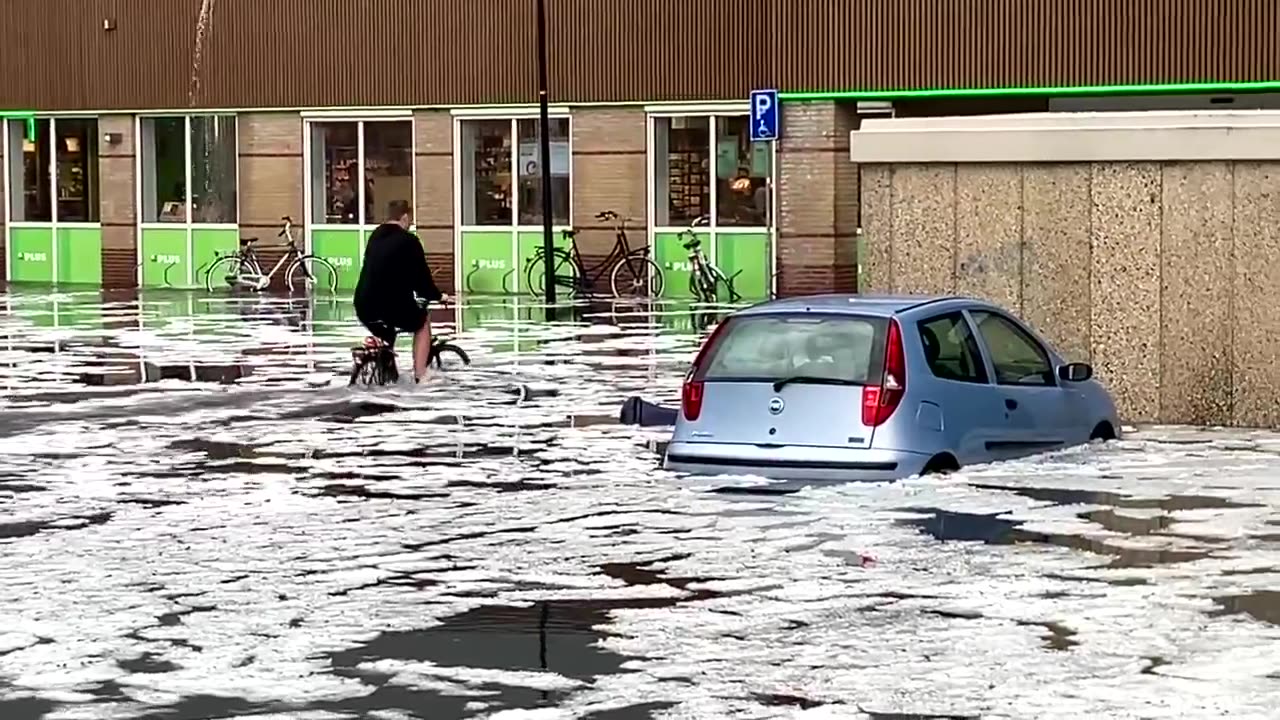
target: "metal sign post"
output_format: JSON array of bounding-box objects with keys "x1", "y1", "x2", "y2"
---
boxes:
[{"x1": 535, "y1": 0, "x2": 556, "y2": 307}]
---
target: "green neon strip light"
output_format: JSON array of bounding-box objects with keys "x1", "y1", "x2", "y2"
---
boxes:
[
  {"x1": 778, "y1": 80, "x2": 1280, "y2": 102},
  {"x1": 0, "y1": 112, "x2": 36, "y2": 138}
]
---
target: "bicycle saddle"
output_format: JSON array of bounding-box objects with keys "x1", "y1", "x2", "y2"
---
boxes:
[
  {"x1": 362, "y1": 336, "x2": 390, "y2": 348},
  {"x1": 239, "y1": 237, "x2": 258, "y2": 246},
  {"x1": 595, "y1": 210, "x2": 618, "y2": 221},
  {"x1": 562, "y1": 228, "x2": 577, "y2": 238}
]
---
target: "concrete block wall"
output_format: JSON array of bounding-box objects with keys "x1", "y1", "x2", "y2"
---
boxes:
[
  {"x1": 859, "y1": 161, "x2": 1280, "y2": 427},
  {"x1": 776, "y1": 101, "x2": 860, "y2": 295}
]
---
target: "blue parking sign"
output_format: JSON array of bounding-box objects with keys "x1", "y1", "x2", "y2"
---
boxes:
[{"x1": 749, "y1": 89, "x2": 779, "y2": 142}]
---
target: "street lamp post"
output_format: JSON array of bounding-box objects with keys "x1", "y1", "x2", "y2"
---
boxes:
[{"x1": 535, "y1": 0, "x2": 556, "y2": 306}]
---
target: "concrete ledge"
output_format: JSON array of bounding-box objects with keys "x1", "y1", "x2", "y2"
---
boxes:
[{"x1": 850, "y1": 111, "x2": 1280, "y2": 163}]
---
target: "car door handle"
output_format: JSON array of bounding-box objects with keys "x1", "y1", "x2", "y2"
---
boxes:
[{"x1": 1004, "y1": 398, "x2": 1018, "y2": 410}]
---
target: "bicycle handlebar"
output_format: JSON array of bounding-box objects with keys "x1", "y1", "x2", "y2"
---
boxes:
[
  {"x1": 688, "y1": 215, "x2": 711, "y2": 228},
  {"x1": 278, "y1": 216, "x2": 293, "y2": 238}
]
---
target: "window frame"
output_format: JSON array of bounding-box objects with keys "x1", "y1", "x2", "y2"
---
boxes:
[
  {"x1": 301, "y1": 114, "x2": 417, "y2": 255},
  {"x1": 646, "y1": 105, "x2": 777, "y2": 296},
  {"x1": 4, "y1": 116, "x2": 103, "y2": 227},
  {"x1": 916, "y1": 311, "x2": 991, "y2": 385},
  {"x1": 3, "y1": 116, "x2": 102, "y2": 283},
  {"x1": 452, "y1": 114, "x2": 574, "y2": 232},
  {"x1": 136, "y1": 114, "x2": 240, "y2": 229},
  {"x1": 966, "y1": 309, "x2": 1058, "y2": 388}
]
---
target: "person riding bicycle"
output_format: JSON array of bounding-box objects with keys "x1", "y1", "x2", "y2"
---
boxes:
[{"x1": 354, "y1": 199, "x2": 447, "y2": 383}]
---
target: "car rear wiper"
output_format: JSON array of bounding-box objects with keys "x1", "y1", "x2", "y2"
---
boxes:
[{"x1": 772, "y1": 375, "x2": 865, "y2": 392}]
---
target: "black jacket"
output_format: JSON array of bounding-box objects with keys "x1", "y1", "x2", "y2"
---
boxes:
[{"x1": 354, "y1": 223, "x2": 443, "y2": 305}]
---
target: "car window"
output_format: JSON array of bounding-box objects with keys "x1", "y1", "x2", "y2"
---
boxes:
[
  {"x1": 917, "y1": 312, "x2": 988, "y2": 384},
  {"x1": 969, "y1": 311, "x2": 1054, "y2": 386},
  {"x1": 698, "y1": 314, "x2": 887, "y2": 385}
]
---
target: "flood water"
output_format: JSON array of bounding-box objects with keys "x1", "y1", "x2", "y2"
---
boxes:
[{"x1": 1, "y1": 288, "x2": 1278, "y2": 720}]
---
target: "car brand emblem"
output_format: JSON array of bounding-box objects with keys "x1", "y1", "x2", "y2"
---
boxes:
[{"x1": 768, "y1": 397, "x2": 785, "y2": 415}]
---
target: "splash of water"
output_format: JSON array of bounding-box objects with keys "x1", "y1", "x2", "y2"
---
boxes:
[{"x1": 188, "y1": 0, "x2": 217, "y2": 107}]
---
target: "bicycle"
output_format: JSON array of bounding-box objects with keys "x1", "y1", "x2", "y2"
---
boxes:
[
  {"x1": 681, "y1": 215, "x2": 741, "y2": 304},
  {"x1": 348, "y1": 301, "x2": 471, "y2": 386},
  {"x1": 522, "y1": 210, "x2": 665, "y2": 299},
  {"x1": 204, "y1": 216, "x2": 339, "y2": 293}
]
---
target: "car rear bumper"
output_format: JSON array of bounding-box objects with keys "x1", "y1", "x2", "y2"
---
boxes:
[{"x1": 663, "y1": 441, "x2": 932, "y2": 482}]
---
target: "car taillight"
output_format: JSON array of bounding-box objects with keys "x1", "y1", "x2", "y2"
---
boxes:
[
  {"x1": 681, "y1": 319, "x2": 728, "y2": 422},
  {"x1": 862, "y1": 318, "x2": 906, "y2": 427},
  {"x1": 682, "y1": 375, "x2": 704, "y2": 421}
]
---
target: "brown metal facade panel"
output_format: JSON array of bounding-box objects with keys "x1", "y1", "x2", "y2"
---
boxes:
[
  {"x1": 1, "y1": 0, "x2": 1277, "y2": 111},
  {"x1": 781, "y1": 0, "x2": 1280, "y2": 92}
]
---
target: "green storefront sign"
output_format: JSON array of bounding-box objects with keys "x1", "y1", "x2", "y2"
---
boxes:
[
  {"x1": 458, "y1": 230, "x2": 575, "y2": 295},
  {"x1": 460, "y1": 228, "x2": 769, "y2": 300},
  {"x1": 8, "y1": 225, "x2": 103, "y2": 285},
  {"x1": 140, "y1": 227, "x2": 241, "y2": 289}
]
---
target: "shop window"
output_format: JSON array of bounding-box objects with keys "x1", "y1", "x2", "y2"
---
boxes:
[
  {"x1": 7, "y1": 119, "x2": 53, "y2": 222},
  {"x1": 190, "y1": 116, "x2": 237, "y2": 224},
  {"x1": 653, "y1": 114, "x2": 772, "y2": 229},
  {"x1": 516, "y1": 118, "x2": 570, "y2": 226},
  {"x1": 54, "y1": 119, "x2": 100, "y2": 223},
  {"x1": 5, "y1": 118, "x2": 100, "y2": 224},
  {"x1": 653, "y1": 116, "x2": 710, "y2": 227},
  {"x1": 308, "y1": 120, "x2": 412, "y2": 226},
  {"x1": 459, "y1": 117, "x2": 571, "y2": 227},
  {"x1": 363, "y1": 121, "x2": 414, "y2": 224},
  {"x1": 141, "y1": 115, "x2": 237, "y2": 224},
  {"x1": 715, "y1": 116, "x2": 770, "y2": 227},
  {"x1": 460, "y1": 119, "x2": 512, "y2": 226}
]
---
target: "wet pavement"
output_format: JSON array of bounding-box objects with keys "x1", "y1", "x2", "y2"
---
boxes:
[{"x1": 1, "y1": 287, "x2": 1279, "y2": 719}]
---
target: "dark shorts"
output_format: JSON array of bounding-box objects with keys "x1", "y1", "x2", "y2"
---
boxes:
[{"x1": 354, "y1": 296, "x2": 428, "y2": 346}]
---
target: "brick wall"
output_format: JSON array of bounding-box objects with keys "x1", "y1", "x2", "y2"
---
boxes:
[
  {"x1": 414, "y1": 110, "x2": 455, "y2": 293},
  {"x1": 238, "y1": 113, "x2": 304, "y2": 291},
  {"x1": 776, "y1": 101, "x2": 860, "y2": 296},
  {"x1": 571, "y1": 107, "x2": 648, "y2": 261},
  {"x1": 99, "y1": 114, "x2": 136, "y2": 289}
]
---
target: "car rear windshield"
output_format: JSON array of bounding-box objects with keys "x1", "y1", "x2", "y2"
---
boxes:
[{"x1": 695, "y1": 313, "x2": 888, "y2": 384}]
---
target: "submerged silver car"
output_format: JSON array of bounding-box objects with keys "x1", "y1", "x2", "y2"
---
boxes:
[{"x1": 664, "y1": 294, "x2": 1120, "y2": 481}]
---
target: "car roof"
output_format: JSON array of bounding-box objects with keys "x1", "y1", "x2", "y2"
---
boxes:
[{"x1": 733, "y1": 293, "x2": 970, "y2": 318}]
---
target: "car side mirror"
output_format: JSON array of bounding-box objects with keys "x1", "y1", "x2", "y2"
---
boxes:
[{"x1": 1058, "y1": 362, "x2": 1093, "y2": 382}]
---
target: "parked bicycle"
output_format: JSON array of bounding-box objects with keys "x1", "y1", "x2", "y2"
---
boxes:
[
  {"x1": 522, "y1": 210, "x2": 664, "y2": 299},
  {"x1": 681, "y1": 215, "x2": 741, "y2": 303},
  {"x1": 203, "y1": 216, "x2": 339, "y2": 293}
]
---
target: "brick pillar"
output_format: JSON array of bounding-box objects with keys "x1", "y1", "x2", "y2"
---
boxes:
[
  {"x1": 776, "y1": 101, "x2": 859, "y2": 296},
  {"x1": 570, "y1": 107, "x2": 647, "y2": 264},
  {"x1": 99, "y1": 114, "x2": 137, "y2": 289},
  {"x1": 238, "y1": 113, "x2": 303, "y2": 290},
  {"x1": 413, "y1": 110, "x2": 455, "y2": 293}
]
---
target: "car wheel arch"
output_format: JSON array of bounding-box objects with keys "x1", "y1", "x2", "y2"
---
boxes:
[
  {"x1": 1089, "y1": 421, "x2": 1116, "y2": 441},
  {"x1": 921, "y1": 452, "x2": 960, "y2": 475}
]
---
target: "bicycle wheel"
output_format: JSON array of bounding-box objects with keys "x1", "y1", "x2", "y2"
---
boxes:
[
  {"x1": 204, "y1": 256, "x2": 253, "y2": 292},
  {"x1": 286, "y1": 255, "x2": 339, "y2": 293},
  {"x1": 689, "y1": 271, "x2": 717, "y2": 303},
  {"x1": 429, "y1": 341, "x2": 471, "y2": 370},
  {"x1": 349, "y1": 348, "x2": 397, "y2": 386},
  {"x1": 609, "y1": 255, "x2": 664, "y2": 298},
  {"x1": 529, "y1": 251, "x2": 579, "y2": 297}
]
